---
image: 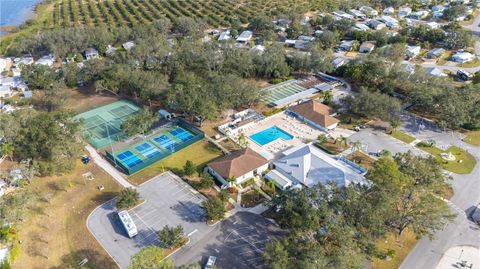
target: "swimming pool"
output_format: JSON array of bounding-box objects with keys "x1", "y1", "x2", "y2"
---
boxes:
[{"x1": 249, "y1": 126, "x2": 293, "y2": 146}]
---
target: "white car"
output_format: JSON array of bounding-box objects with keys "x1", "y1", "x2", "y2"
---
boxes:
[{"x1": 204, "y1": 256, "x2": 217, "y2": 269}]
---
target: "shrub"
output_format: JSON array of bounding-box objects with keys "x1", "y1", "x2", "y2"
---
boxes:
[
  {"x1": 198, "y1": 172, "x2": 214, "y2": 189},
  {"x1": 219, "y1": 189, "x2": 229, "y2": 202},
  {"x1": 183, "y1": 160, "x2": 196, "y2": 176},
  {"x1": 202, "y1": 197, "x2": 225, "y2": 222},
  {"x1": 116, "y1": 188, "x2": 140, "y2": 209},
  {"x1": 157, "y1": 225, "x2": 185, "y2": 248}
]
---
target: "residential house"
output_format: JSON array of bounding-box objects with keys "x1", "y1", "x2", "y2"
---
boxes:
[
  {"x1": 383, "y1": 7, "x2": 395, "y2": 15},
  {"x1": 0, "y1": 77, "x2": 15, "y2": 88},
  {"x1": 0, "y1": 58, "x2": 12, "y2": 73},
  {"x1": 452, "y1": 51, "x2": 475, "y2": 63},
  {"x1": 359, "y1": 6, "x2": 378, "y2": 17},
  {"x1": 408, "y1": 10, "x2": 429, "y2": 20},
  {"x1": 333, "y1": 11, "x2": 354, "y2": 20},
  {"x1": 432, "y1": 11, "x2": 444, "y2": 19},
  {"x1": 379, "y1": 16, "x2": 399, "y2": 28},
  {"x1": 426, "y1": 67, "x2": 447, "y2": 77},
  {"x1": 84, "y1": 48, "x2": 100, "y2": 60},
  {"x1": 332, "y1": 57, "x2": 348, "y2": 69},
  {"x1": 301, "y1": 16, "x2": 310, "y2": 25},
  {"x1": 431, "y1": 5, "x2": 446, "y2": 12},
  {"x1": 122, "y1": 41, "x2": 135, "y2": 51},
  {"x1": 207, "y1": 148, "x2": 269, "y2": 186},
  {"x1": 349, "y1": 9, "x2": 366, "y2": 19},
  {"x1": 236, "y1": 31, "x2": 253, "y2": 43},
  {"x1": 0, "y1": 85, "x2": 12, "y2": 98},
  {"x1": 35, "y1": 54, "x2": 55, "y2": 67},
  {"x1": 425, "y1": 21, "x2": 439, "y2": 29},
  {"x1": 313, "y1": 30, "x2": 324, "y2": 37},
  {"x1": 353, "y1": 23, "x2": 371, "y2": 31},
  {"x1": 406, "y1": 45, "x2": 421, "y2": 58},
  {"x1": 13, "y1": 56, "x2": 34, "y2": 67},
  {"x1": 284, "y1": 39, "x2": 296, "y2": 47},
  {"x1": 398, "y1": 7, "x2": 412, "y2": 17},
  {"x1": 286, "y1": 100, "x2": 339, "y2": 132},
  {"x1": 367, "y1": 19, "x2": 386, "y2": 30},
  {"x1": 267, "y1": 143, "x2": 368, "y2": 189},
  {"x1": 359, "y1": 41, "x2": 375, "y2": 53},
  {"x1": 218, "y1": 30, "x2": 232, "y2": 41},
  {"x1": 105, "y1": 45, "x2": 117, "y2": 57},
  {"x1": 251, "y1": 45, "x2": 266, "y2": 53},
  {"x1": 337, "y1": 40, "x2": 355, "y2": 52},
  {"x1": 426, "y1": 48, "x2": 446, "y2": 59}
]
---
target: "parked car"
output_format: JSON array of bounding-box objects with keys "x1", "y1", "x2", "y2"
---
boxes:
[{"x1": 204, "y1": 256, "x2": 217, "y2": 269}]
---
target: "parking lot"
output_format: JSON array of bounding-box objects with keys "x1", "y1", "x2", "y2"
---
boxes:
[
  {"x1": 87, "y1": 172, "x2": 213, "y2": 268},
  {"x1": 348, "y1": 128, "x2": 427, "y2": 157},
  {"x1": 174, "y1": 212, "x2": 287, "y2": 269}
]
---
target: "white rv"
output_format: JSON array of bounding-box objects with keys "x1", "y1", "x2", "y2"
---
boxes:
[{"x1": 118, "y1": 210, "x2": 138, "y2": 238}]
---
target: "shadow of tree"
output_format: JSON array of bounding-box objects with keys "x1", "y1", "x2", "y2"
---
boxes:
[{"x1": 51, "y1": 248, "x2": 118, "y2": 269}]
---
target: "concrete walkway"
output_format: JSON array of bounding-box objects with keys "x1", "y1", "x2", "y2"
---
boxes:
[{"x1": 85, "y1": 145, "x2": 135, "y2": 189}]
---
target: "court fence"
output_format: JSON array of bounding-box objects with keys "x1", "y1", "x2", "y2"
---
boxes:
[{"x1": 106, "y1": 119, "x2": 204, "y2": 175}]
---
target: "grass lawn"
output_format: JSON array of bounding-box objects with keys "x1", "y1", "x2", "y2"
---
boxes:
[
  {"x1": 437, "y1": 50, "x2": 453, "y2": 65},
  {"x1": 416, "y1": 144, "x2": 476, "y2": 174},
  {"x1": 388, "y1": 130, "x2": 416, "y2": 144},
  {"x1": 241, "y1": 190, "x2": 266, "y2": 208},
  {"x1": 463, "y1": 130, "x2": 480, "y2": 145},
  {"x1": 346, "y1": 151, "x2": 376, "y2": 170},
  {"x1": 457, "y1": 58, "x2": 480, "y2": 68},
  {"x1": 371, "y1": 229, "x2": 417, "y2": 269},
  {"x1": 128, "y1": 140, "x2": 224, "y2": 185},
  {"x1": 12, "y1": 159, "x2": 121, "y2": 269}
]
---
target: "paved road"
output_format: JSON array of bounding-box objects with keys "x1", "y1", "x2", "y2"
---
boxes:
[
  {"x1": 397, "y1": 115, "x2": 480, "y2": 269},
  {"x1": 86, "y1": 145, "x2": 134, "y2": 189},
  {"x1": 173, "y1": 212, "x2": 287, "y2": 269}
]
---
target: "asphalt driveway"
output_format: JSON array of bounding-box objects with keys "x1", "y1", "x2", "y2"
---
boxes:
[{"x1": 173, "y1": 212, "x2": 287, "y2": 269}]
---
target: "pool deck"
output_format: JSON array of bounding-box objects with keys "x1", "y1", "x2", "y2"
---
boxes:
[{"x1": 240, "y1": 112, "x2": 324, "y2": 159}]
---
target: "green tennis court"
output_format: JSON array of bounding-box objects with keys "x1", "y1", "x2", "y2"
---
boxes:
[{"x1": 74, "y1": 100, "x2": 140, "y2": 149}]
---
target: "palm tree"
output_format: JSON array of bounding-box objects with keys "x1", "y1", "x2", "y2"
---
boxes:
[
  {"x1": 352, "y1": 140, "x2": 362, "y2": 152},
  {"x1": 238, "y1": 133, "x2": 249, "y2": 148},
  {"x1": 317, "y1": 134, "x2": 328, "y2": 144},
  {"x1": 1, "y1": 143, "x2": 14, "y2": 161},
  {"x1": 339, "y1": 135, "x2": 348, "y2": 147},
  {"x1": 322, "y1": 91, "x2": 333, "y2": 104}
]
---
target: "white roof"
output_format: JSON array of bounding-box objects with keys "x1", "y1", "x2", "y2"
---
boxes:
[
  {"x1": 35, "y1": 55, "x2": 55, "y2": 67},
  {"x1": 118, "y1": 210, "x2": 137, "y2": 235},
  {"x1": 122, "y1": 41, "x2": 135, "y2": 51},
  {"x1": 273, "y1": 143, "x2": 368, "y2": 188},
  {"x1": 426, "y1": 67, "x2": 446, "y2": 77},
  {"x1": 218, "y1": 30, "x2": 232, "y2": 41},
  {"x1": 354, "y1": 23, "x2": 371, "y2": 31},
  {"x1": 453, "y1": 51, "x2": 474, "y2": 60},
  {"x1": 265, "y1": 169, "x2": 292, "y2": 189},
  {"x1": 236, "y1": 31, "x2": 253, "y2": 42},
  {"x1": 406, "y1": 45, "x2": 421, "y2": 52}
]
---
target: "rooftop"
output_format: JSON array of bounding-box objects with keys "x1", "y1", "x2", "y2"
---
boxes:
[
  {"x1": 287, "y1": 100, "x2": 339, "y2": 128},
  {"x1": 273, "y1": 143, "x2": 368, "y2": 188},
  {"x1": 208, "y1": 148, "x2": 268, "y2": 179}
]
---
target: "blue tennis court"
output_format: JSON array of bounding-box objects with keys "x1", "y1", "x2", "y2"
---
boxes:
[
  {"x1": 153, "y1": 134, "x2": 179, "y2": 151},
  {"x1": 169, "y1": 128, "x2": 194, "y2": 142},
  {"x1": 117, "y1": 150, "x2": 143, "y2": 168},
  {"x1": 135, "y1": 142, "x2": 162, "y2": 159}
]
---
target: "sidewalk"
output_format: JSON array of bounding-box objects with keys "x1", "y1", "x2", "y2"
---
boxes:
[{"x1": 85, "y1": 145, "x2": 134, "y2": 189}]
